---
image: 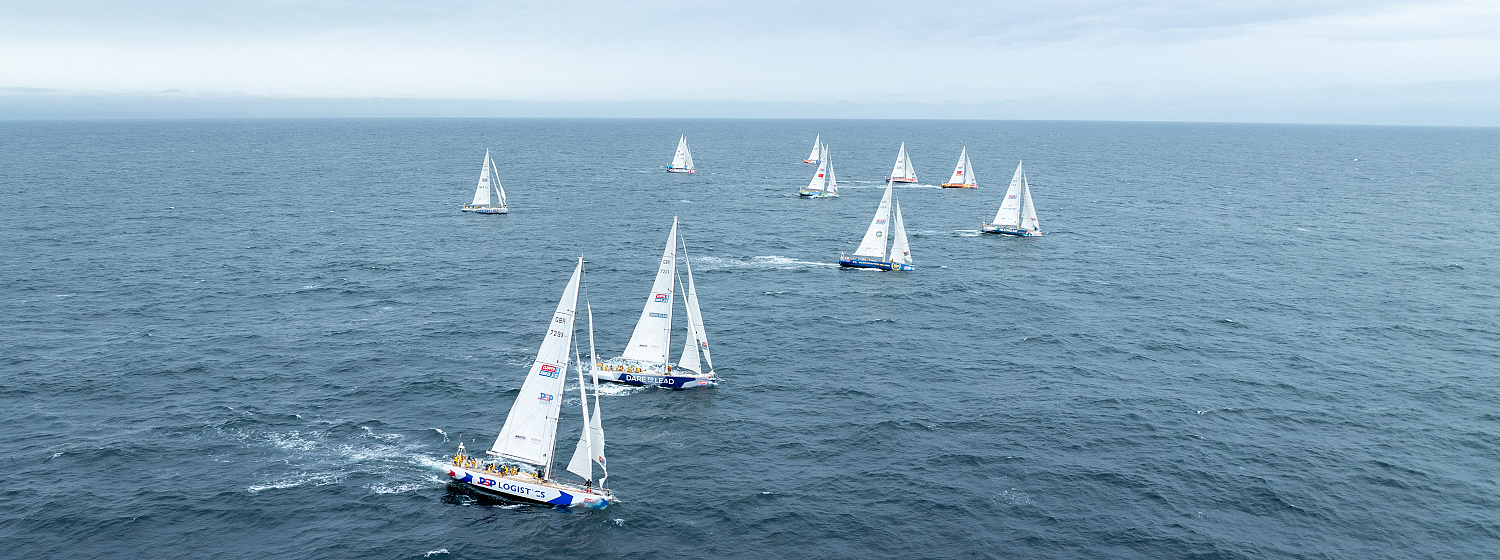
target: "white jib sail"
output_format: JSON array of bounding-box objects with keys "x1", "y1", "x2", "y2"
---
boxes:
[
  {"x1": 805, "y1": 152, "x2": 828, "y2": 192},
  {"x1": 853, "y1": 181, "x2": 894, "y2": 259},
  {"x1": 891, "y1": 200, "x2": 912, "y2": 265},
  {"x1": 490, "y1": 156, "x2": 508, "y2": 208},
  {"x1": 586, "y1": 304, "x2": 606, "y2": 476},
  {"x1": 992, "y1": 161, "x2": 1025, "y2": 226},
  {"x1": 676, "y1": 272, "x2": 702, "y2": 374},
  {"x1": 1020, "y1": 176, "x2": 1040, "y2": 232},
  {"x1": 963, "y1": 152, "x2": 976, "y2": 186},
  {"x1": 671, "y1": 136, "x2": 690, "y2": 169},
  {"x1": 471, "y1": 150, "x2": 493, "y2": 206},
  {"x1": 806, "y1": 135, "x2": 821, "y2": 162},
  {"x1": 566, "y1": 343, "x2": 594, "y2": 482},
  {"x1": 825, "y1": 147, "x2": 838, "y2": 194},
  {"x1": 491, "y1": 257, "x2": 583, "y2": 466},
  {"x1": 946, "y1": 147, "x2": 968, "y2": 185},
  {"x1": 621, "y1": 218, "x2": 678, "y2": 363},
  {"x1": 681, "y1": 238, "x2": 712, "y2": 372}
]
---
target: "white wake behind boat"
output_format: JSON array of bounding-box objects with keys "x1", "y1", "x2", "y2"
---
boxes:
[
  {"x1": 667, "y1": 135, "x2": 695, "y2": 173},
  {"x1": 982, "y1": 161, "x2": 1042, "y2": 237},
  {"x1": 799, "y1": 144, "x2": 840, "y2": 198},
  {"x1": 804, "y1": 135, "x2": 822, "y2": 163},
  {"x1": 445, "y1": 257, "x2": 615, "y2": 508},
  {"x1": 940, "y1": 146, "x2": 977, "y2": 189},
  {"x1": 886, "y1": 142, "x2": 918, "y2": 183},
  {"x1": 461, "y1": 149, "x2": 509, "y2": 213},
  {"x1": 594, "y1": 217, "x2": 717, "y2": 389},
  {"x1": 839, "y1": 181, "x2": 914, "y2": 271}
]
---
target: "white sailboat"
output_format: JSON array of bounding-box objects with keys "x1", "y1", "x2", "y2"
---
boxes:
[
  {"x1": 804, "y1": 135, "x2": 822, "y2": 163},
  {"x1": 460, "y1": 149, "x2": 509, "y2": 213},
  {"x1": 940, "y1": 146, "x2": 977, "y2": 188},
  {"x1": 667, "y1": 135, "x2": 695, "y2": 173},
  {"x1": 982, "y1": 161, "x2": 1042, "y2": 237},
  {"x1": 886, "y1": 142, "x2": 918, "y2": 183},
  {"x1": 445, "y1": 257, "x2": 614, "y2": 508},
  {"x1": 839, "y1": 181, "x2": 914, "y2": 271},
  {"x1": 798, "y1": 145, "x2": 840, "y2": 198},
  {"x1": 594, "y1": 217, "x2": 717, "y2": 389}
]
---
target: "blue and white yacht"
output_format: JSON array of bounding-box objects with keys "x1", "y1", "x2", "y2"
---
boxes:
[
  {"x1": 981, "y1": 161, "x2": 1041, "y2": 237},
  {"x1": 839, "y1": 181, "x2": 914, "y2": 271}
]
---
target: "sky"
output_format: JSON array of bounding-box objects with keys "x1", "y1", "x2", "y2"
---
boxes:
[{"x1": 2, "y1": 0, "x2": 1498, "y2": 124}]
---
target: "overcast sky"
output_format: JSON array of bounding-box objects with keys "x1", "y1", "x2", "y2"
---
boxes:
[{"x1": 2, "y1": 0, "x2": 1498, "y2": 123}]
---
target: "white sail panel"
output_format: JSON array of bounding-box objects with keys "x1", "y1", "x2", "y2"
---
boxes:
[
  {"x1": 671, "y1": 136, "x2": 689, "y2": 169},
  {"x1": 891, "y1": 201, "x2": 912, "y2": 265},
  {"x1": 676, "y1": 274, "x2": 702, "y2": 374},
  {"x1": 470, "y1": 150, "x2": 492, "y2": 206},
  {"x1": 806, "y1": 135, "x2": 821, "y2": 162},
  {"x1": 585, "y1": 304, "x2": 605, "y2": 475},
  {"x1": 805, "y1": 154, "x2": 828, "y2": 192},
  {"x1": 621, "y1": 218, "x2": 678, "y2": 363},
  {"x1": 1020, "y1": 178, "x2": 1040, "y2": 232},
  {"x1": 681, "y1": 240, "x2": 712, "y2": 372},
  {"x1": 491, "y1": 157, "x2": 508, "y2": 208},
  {"x1": 853, "y1": 182, "x2": 894, "y2": 258},
  {"x1": 992, "y1": 161, "x2": 1025, "y2": 226},
  {"x1": 566, "y1": 350, "x2": 594, "y2": 482},
  {"x1": 946, "y1": 147, "x2": 968, "y2": 185},
  {"x1": 890, "y1": 143, "x2": 914, "y2": 180},
  {"x1": 824, "y1": 146, "x2": 837, "y2": 194},
  {"x1": 963, "y1": 152, "x2": 976, "y2": 186},
  {"x1": 491, "y1": 258, "x2": 583, "y2": 466}
]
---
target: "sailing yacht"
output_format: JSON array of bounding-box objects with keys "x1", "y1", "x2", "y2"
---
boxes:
[
  {"x1": 839, "y1": 181, "x2": 914, "y2": 271},
  {"x1": 594, "y1": 217, "x2": 717, "y2": 389},
  {"x1": 445, "y1": 257, "x2": 614, "y2": 508},
  {"x1": 798, "y1": 145, "x2": 840, "y2": 198},
  {"x1": 886, "y1": 142, "x2": 918, "y2": 183},
  {"x1": 460, "y1": 149, "x2": 509, "y2": 213},
  {"x1": 667, "y1": 135, "x2": 696, "y2": 173},
  {"x1": 804, "y1": 135, "x2": 822, "y2": 163},
  {"x1": 982, "y1": 161, "x2": 1042, "y2": 237},
  {"x1": 940, "y1": 147, "x2": 977, "y2": 188}
]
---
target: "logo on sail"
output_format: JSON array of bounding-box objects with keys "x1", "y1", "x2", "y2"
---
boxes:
[
  {"x1": 538, "y1": 392, "x2": 554, "y2": 403},
  {"x1": 654, "y1": 293, "x2": 668, "y2": 302},
  {"x1": 539, "y1": 364, "x2": 559, "y2": 378},
  {"x1": 649, "y1": 312, "x2": 667, "y2": 318}
]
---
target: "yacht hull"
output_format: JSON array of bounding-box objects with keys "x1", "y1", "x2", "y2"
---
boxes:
[
  {"x1": 461, "y1": 207, "x2": 508, "y2": 214},
  {"x1": 447, "y1": 465, "x2": 611, "y2": 509},
  {"x1": 838, "y1": 256, "x2": 914, "y2": 271},
  {"x1": 981, "y1": 224, "x2": 1040, "y2": 237}
]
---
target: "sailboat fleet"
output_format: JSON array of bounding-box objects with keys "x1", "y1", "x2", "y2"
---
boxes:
[{"x1": 441, "y1": 133, "x2": 1046, "y2": 509}]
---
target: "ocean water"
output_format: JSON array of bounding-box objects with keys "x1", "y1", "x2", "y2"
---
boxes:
[{"x1": 1, "y1": 118, "x2": 1497, "y2": 559}]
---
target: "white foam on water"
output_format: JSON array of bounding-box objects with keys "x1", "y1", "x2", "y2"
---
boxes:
[
  {"x1": 247, "y1": 471, "x2": 346, "y2": 493},
  {"x1": 424, "y1": 549, "x2": 450, "y2": 557},
  {"x1": 956, "y1": 229, "x2": 980, "y2": 237}
]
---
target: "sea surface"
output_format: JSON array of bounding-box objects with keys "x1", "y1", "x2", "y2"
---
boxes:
[{"x1": 2, "y1": 118, "x2": 1498, "y2": 559}]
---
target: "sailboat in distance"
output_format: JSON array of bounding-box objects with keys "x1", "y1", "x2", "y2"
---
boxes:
[
  {"x1": 804, "y1": 135, "x2": 822, "y2": 163},
  {"x1": 982, "y1": 161, "x2": 1042, "y2": 237},
  {"x1": 886, "y1": 142, "x2": 918, "y2": 183},
  {"x1": 940, "y1": 147, "x2": 977, "y2": 188},
  {"x1": 839, "y1": 181, "x2": 914, "y2": 271},
  {"x1": 799, "y1": 145, "x2": 840, "y2": 198},
  {"x1": 444, "y1": 256, "x2": 615, "y2": 508},
  {"x1": 594, "y1": 217, "x2": 717, "y2": 389},
  {"x1": 668, "y1": 135, "x2": 695, "y2": 173},
  {"x1": 460, "y1": 149, "x2": 509, "y2": 214}
]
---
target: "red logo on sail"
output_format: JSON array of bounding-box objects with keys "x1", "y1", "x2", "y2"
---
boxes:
[{"x1": 654, "y1": 293, "x2": 668, "y2": 302}]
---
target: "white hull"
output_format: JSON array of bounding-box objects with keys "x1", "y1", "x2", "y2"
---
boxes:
[
  {"x1": 461, "y1": 206, "x2": 509, "y2": 214},
  {"x1": 446, "y1": 464, "x2": 612, "y2": 508}
]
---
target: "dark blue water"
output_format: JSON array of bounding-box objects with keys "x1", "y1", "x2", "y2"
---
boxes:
[{"x1": 2, "y1": 118, "x2": 1498, "y2": 559}]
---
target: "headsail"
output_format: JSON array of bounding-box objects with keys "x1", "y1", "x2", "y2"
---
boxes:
[
  {"x1": 825, "y1": 147, "x2": 838, "y2": 195},
  {"x1": 675, "y1": 272, "x2": 702, "y2": 373},
  {"x1": 1020, "y1": 176, "x2": 1040, "y2": 232},
  {"x1": 853, "y1": 181, "x2": 894, "y2": 259},
  {"x1": 890, "y1": 200, "x2": 912, "y2": 265},
  {"x1": 963, "y1": 151, "x2": 976, "y2": 186},
  {"x1": 621, "y1": 218, "x2": 678, "y2": 363},
  {"x1": 946, "y1": 147, "x2": 969, "y2": 186},
  {"x1": 806, "y1": 135, "x2": 821, "y2": 162},
  {"x1": 992, "y1": 161, "x2": 1025, "y2": 227},
  {"x1": 680, "y1": 238, "x2": 713, "y2": 373},
  {"x1": 490, "y1": 155, "x2": 508, "y2": 208},
  {"x1": 471, "y1": 150, "x2": 493, "y2": 206},
  {"x1": 566, "y1": 342, "x2": 594, "y2": 481},
  {"x1": 567, "y1": 302, "x2": 607, "y2": 482},
  {"x1": 491, "y1": 257, "x2": 583, "y2": 467}
]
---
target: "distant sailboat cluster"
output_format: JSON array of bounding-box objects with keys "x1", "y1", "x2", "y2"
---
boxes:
[{"x1": 443, "y1": 132, "x2": 1046, "y2": 509}]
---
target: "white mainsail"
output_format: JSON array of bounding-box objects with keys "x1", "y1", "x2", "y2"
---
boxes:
[
  {"x1": 991, "y1": 161, "x2": 1025, "y2": 227},
  {"x1": 805, "y1": 152, "x2": 828, "y2": 192},
  {"x1": 680, "y1": 239, "x2": 713, "y2": 373},
  {"x1": 671, "y1": 136, "x2": 694, "y2": 171},
  {"x1": 825, "y1": 147, "x2": 838, "y2": 195},
  {"x1": 890, "y1": 143, "x2": 915, "y2": 181},
  {"x1": 806, "y1": 135, "x2": 821, "y2": 162},
  {"x1": 621, "y1": 218, "x2": 678, "y2": 363},
  {"x1": 946, "y1": 147, "x2": 969, "y2": 185},
  {"x1": 890, "y1": 200, "x2": 911, "y2": 265},
  {"x1": 491, "y1": 257, "x2": 583, "y2": 467},
  {"x1": 1020, "y1": 177, "x2": 1040, "y2": 232},
  {"x1": 471, "y1": 150, "x2": 494, "y2": 206},
  {"x1": 853, "y1": 181, "x2": 894, "y2": 259}
]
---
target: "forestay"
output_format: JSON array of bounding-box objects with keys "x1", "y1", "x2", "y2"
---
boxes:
[
  {"x1": 992, "y1": 161, "x2": 1025, "y2": 226},
  {"x1": 853, "y1": 182, "x2": 894, "y2": 259},
  {"x1": 491, "y1": 258, "x2": 583, "y2": 466},
  {"x1": 621, "y1": 218, "x2": 678, "y2": 363}
]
